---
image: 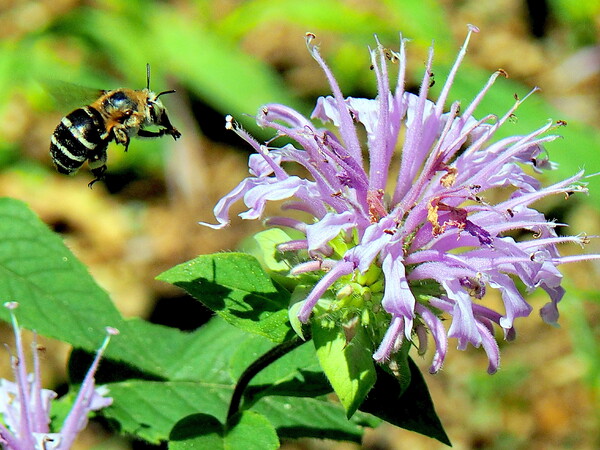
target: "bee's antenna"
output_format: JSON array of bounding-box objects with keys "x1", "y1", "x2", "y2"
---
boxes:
[
  {"x1": 157, "y1": 89, "x2": 176, "y2": 98},
  {"x1": 146, "y1": 63, "x2": 151, "y2": 90}
]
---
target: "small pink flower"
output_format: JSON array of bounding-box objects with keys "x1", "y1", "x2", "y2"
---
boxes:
[{"x1": 0, "y1": 303, "x2": 116, "y2": 450}]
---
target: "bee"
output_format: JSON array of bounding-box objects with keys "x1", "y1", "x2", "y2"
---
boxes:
[{"x1": 50, "y1": 65, "x2": 181, "y2": 187}]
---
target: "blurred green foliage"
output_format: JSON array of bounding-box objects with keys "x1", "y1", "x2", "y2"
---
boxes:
[
  {"x1": 1, "y1": 0, "x2": 598, "y2": 188},
  {"x1": 551, "y1": 0, "x2": 600, "y2": 45},
  {"x1": 563, "y1": 286, "x2": 600, "y2": 390}
]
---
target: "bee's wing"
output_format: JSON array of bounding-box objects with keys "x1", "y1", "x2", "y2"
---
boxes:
[{"x1": 40, "y1": 79, "x2": 105, "y2": 112}]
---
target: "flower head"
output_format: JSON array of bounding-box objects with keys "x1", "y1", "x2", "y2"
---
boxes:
[
  {"x1": 0, "y1": 302, "x2": 118, "y2": 450},
  {"x1": 205, "y1": 27, "x2": 600, "y2": 374}
]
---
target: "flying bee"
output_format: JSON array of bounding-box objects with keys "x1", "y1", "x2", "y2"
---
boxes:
[{"x1": 49, "y1": 65, "x2": 181, "y2": 187}]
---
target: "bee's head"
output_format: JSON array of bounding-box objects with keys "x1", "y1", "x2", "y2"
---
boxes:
[
  {"x1": 143, "y1": 64, "x2": 180, "y2": 139},
  {"x1": 145, "y1": 89, "x2": 176, "y2": 130}
]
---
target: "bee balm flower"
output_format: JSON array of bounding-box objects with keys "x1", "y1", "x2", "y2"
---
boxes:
[
  {"x1": 205, "y1": 26, "x2": 600, "y2": 374},
  {"x1": 0, "y1": 302, "x2": 117, "y2": 450}
]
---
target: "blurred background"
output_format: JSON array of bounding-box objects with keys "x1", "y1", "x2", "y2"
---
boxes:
[{"x1": 0, "y1": 0, "x2": 599, "y2": 448}]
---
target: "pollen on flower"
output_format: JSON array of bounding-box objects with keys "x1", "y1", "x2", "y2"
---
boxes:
[
  {"x1": 440, "y1": 167, "x2": 458, "y2": 187},
  {"x1": 367, "y1": 190, "x2": 387, "y2": 223},
  {"x1": 497, "y1": 68, "x2": 510, "y2": 78},
  {"x1": 225, "y1": 115, "x2": 234, "y2": 130}
]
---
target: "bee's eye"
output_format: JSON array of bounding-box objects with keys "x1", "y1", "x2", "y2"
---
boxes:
[{"x1": 148, "y1": 103, "x2": 159, "y2": 121}]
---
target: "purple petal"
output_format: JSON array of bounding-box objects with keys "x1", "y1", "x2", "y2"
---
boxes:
[
  {"x1": 539, "y1": 285, "x2": 564, "y2": 325},
  {"x1": 59, "y1": 333, "x2": 114, "y2": 450},
  {"x1": 305, "y1": 211, "x2": 357, "y2": 253},
  {"x1": 476, "y1": 321, "x2": 501, "y2": 374},
  {"x1": 298, "y1": 260, "x2": 355, "y2": 322},
  {"x1": 488, "y1": 272, "x2": 533, "y2": 329},
  {"x1": 380, "y1": 248, "x2": 415, "y2": 331},
  {"x1": 416, "y1": 303, "x2": 448, "y2": 374},
  {"x1": 373, "y1": 316, "x2": 404, "y2": 362},
  {"x1": 442, "y1": 280, "x2": 481, "y2": 349}
]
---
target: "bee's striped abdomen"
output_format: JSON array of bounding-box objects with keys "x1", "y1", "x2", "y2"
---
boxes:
[{"x1": 50, "y1": 106, "x2": 109, "y2": 175}]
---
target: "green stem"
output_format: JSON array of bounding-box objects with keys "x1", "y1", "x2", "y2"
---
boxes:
[{"x1": 226, "y1": 333, "x2": 309, "y2": 421}]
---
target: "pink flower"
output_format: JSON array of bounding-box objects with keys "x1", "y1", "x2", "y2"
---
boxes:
[
  {"x1": 204, "y1": 27, "x2": 600, "y2": 374},
  {"x1": 0, "y1": 302, "x2": 117, "y2": 450}
]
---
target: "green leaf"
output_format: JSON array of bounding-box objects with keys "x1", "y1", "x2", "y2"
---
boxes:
[
  {"x1": 0, "y1": 197, "x2": 122, "y2": 349},
  {"x1": 241, "y1": 228, "x2": 306, "y2": 292},
  {"x1": 105, "y1": 378, "x2": 371, "y2": 444},
  {"x1": 106, "y1": 381, "x2": 231, "y2": 444},
  {"x1": 101, "y1": 319, "x2": 371, "y2": 444},
  {"x1": 0, "y1": 200, "x2": 369, "y2": 444},
  {"x1": 252, "y1": 395, "x2": 378, "y2": 443},
  {"x1": 0, "y1": 198, "x2": 221, "y2": 380},
  {"x1": 311, "y1": 318, "x2": 376, "y2": 417},
  {"x1": 227, "y1": 411, "x2": 279, "y2": 450},
  {"x1": 288, "y1": 285, "x2": 313, "y2": 340},
  {"x1": 360, "y1": 359, "x2": 451, "y2": 446},
  {"x1": 170, "y1": 414, "x2": 223, "y2": 450},
  {"x1": 229, "y1": 334, "x2": 331, "y2": 403},
  {"x1": 243, "y1": 228, "x2": 296, "y2": 274},
  {"x1": 157, "y1": 253, "x2": 294, "y2": 343},
  {"x1": 169, "y1": 411, "x2": 279, "y2": 450},
  {"x1": 99, "y1": 319, "x2": 245, "y2": 444}
]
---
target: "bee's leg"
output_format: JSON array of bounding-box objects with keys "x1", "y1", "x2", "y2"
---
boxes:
[
  {"x1": 88, "y1": 147, "x2": 108, "y2": 189},
  {"x1": 113, "y1": 127, "x2": 131, "y2": 152},
  {"x1": 137, "y1": 129, "x2": 165, "y2": 138},
  {"x1": 156, "y1": 111, "x2": 181, "y2": 140},
  {"x1": 168, "y1": 127, "x2": 181, "y2": 140},
  {"x1": 88, "y1": 165, "x2": 106, "y2": 188},
  {"x1": 138, "y1": 127, "x2": 181, "y2": 141},
  {"x1": 138, "y1": 129, "x2": 165, "y2": 137}
]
